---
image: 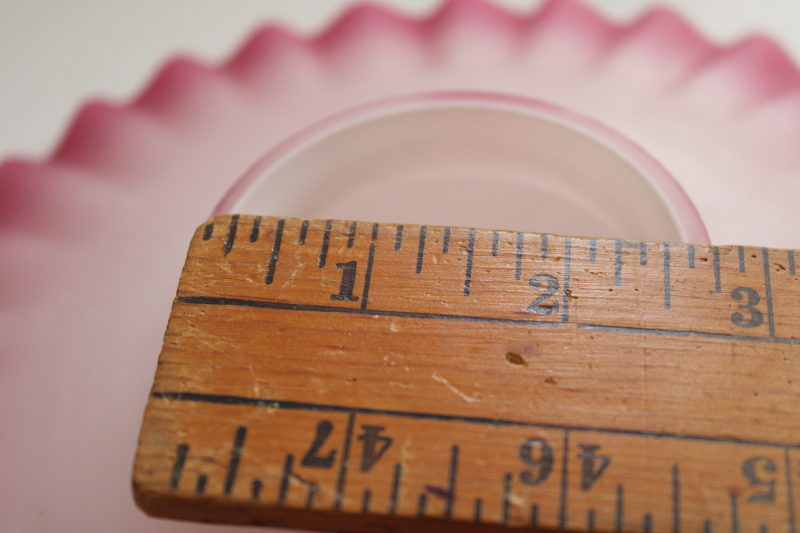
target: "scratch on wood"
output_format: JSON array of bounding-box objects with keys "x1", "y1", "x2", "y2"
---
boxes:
[{"x1": 432, "y1": 372, "x2": 480, "y2": 403}]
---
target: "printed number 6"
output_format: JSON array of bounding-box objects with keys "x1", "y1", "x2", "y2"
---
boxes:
[
  {"x1": 527, "y1": 274, "x2": 560, "y2": 315},
  {"x1": 730, "y1": 287, "x2": 764, "y2": 328}
]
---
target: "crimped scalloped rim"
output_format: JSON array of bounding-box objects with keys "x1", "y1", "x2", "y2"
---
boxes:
[{"x1": 2, "y1": 0, "x2": 800, "y2": 247}]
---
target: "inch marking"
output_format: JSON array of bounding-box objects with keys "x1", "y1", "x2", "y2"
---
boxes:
[
  {"x1": 640, "y1": 242, "x2": 647, "y2": 266},
  {"x1": 265, "y1": 219, "x2": 284, "y2": 285},
  {"x1": 305, "y1": 484, "x2": 318, "y2": 509},
  {"x1": 416, "y1": 226, "x2": 427, "y2": 274},
  {"x1": 223, "y1": 426, "x2": 247, "y2": 495},
  {"x1": 713, "y1": 247, "x2": 721, "y2": 293},
  {"x1": 360, "y1": 243, "x2": 376, "y2": 311},
  {"x1": 784, "y1": 448, "x2": 797, "y2": 533},
  {"x1": 196, "y1": 474, "x2": 208, "y2": 494},
  {"x1": 464, "y1": 229, "x2": 475, "y2": 296},
  {"x1": 347, "y1": 222, "x2": 357, "y2": 248},
  {"x1": 541, "y1": 235, "x2": 549, "y2": 259},
  {"x1": 279, "y1": 454, "x2": 293, "y2": 505},
  {"x1": 492, "y1": 231, "x2": 499, "y2": 257},
  {"x1": 251, "y1": 478, "x2": 262, "y2": 500},
  {"x1": 615, "y1": 240, "x2": 622, "y2": 286},
  {"x1": 672, "y1": 464, "x2": 681, "y2": 533},
  {"x1": 170, "y1": 444, "x2": 188, "y2": 490},
  {"x1": 334, "y1": 413, "x2": 355, "y2": 510},
  {"x1": 502, "y1": 473, "x2": 511, "y2": 525},
  {"x1": 664, "y1": 243, "x2": 672, "y2": 310},
  {"x1": 202, "y1": 222, "x2": 213, "y2": 241},
  {"x1": 644, "y1": 513, "x2": 653, "y2": 533},
  {"x1": 443, "y1": 227, "x2": 451, "y2": 253},
  {"x1": 249, "y1": 216, "x2": 261, "y2": 242},
  {"x1": 222, "y1": 215, "x2": 239, "y2": 256},
  {"x1": 299, "y1": 220, "x2": 308, "y2": 245},
  {"x1": 763, "y1": 248, "x2": 776, "y2": 338},
  {"x1": 318, "y1": 220, "x2": 332, "y2": 268},
  {"x1": 516, "y1": 232, "x2": 524, "y2": 280},
  {"x1": 395, "y1": 226, "x2": 404, "y2": 251},
  {"x1": 739, "y1": 246, "x2": 746, "y2": 273},
  {"x1": 361, "y1": 489, "x2": 371, "y2": 513},
  {"x1": 559, "y1": 430, "x2": 569, "y2": 530},
  {"x1": 446, "y1": 445, "x2": 459, "y2": 518},
  {"x1": 389, "y1": 463, "x2": 402, "y2": 515}
]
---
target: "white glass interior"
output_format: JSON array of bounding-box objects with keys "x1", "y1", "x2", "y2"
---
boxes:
[{"x1": 223, "y1": 95, "x2": 707, "y2": 243}]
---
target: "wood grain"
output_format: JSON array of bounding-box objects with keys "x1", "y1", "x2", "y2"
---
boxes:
[{"x1": 133, "y1": 215, "x2": 800, "y2": 532}]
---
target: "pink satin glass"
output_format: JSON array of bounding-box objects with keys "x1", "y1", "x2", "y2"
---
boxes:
[{"x1": 2, "y1": 0, "x2": 800, "y2": 531}]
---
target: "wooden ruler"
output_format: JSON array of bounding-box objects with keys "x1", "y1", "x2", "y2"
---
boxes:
[{"x1": 133, "y1": 215, "x2": 800, "y2": 533}]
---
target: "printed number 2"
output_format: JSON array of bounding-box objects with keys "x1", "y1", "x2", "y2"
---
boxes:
[
  {"x1": 730, "y1": 287, "x2": 764, "y2": 328},
  {"x1": 527, "y1": 274, "x2": 560, "y2": 315}
]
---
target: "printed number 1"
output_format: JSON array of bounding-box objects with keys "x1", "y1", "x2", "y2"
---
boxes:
[{"x1": 331, "y1": 261, "x2": 359, "y2": 302}]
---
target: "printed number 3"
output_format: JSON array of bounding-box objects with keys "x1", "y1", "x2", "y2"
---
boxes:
[
  {"x1": 527, "y1": 274, "x2": 560, "y2": 315},
  {"x1": 730, "y1": 287, "x2": 764, "y2": 328}
]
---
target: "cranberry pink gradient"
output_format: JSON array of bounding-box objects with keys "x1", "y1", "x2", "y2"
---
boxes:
[{"x1": 2, "y1": 0, "x2": 800, "y2": 531}]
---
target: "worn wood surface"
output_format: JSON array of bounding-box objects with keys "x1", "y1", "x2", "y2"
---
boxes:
[{"x1": 134, "y1": 215, "x2": 800, "y2": 533}]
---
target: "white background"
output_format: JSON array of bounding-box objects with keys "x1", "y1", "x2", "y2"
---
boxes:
[{"x1": 2, "y1": 0, "x2": 800, "y2": 161}]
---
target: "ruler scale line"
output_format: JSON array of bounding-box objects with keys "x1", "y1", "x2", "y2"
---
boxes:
[
  {"x1": 334, "y1": 412, "x2": 356, "y2": 511},
  {"x1": 416, "y1": 226, "x2": 427, "y2": 274},
  {"x1": 279, "y1": 454, "x2": 293, "y2": 505},
  {"x1": 464, "y1": 229, "x2": 475, "y2": 296},
  {"x1": 640, "y1": 242, "x2": 647, "y2": 266},
  {"x1": 730, "y1": 493, "x2": 739, "y2": 533},
  {"x1": 713, "y1": 246, "x2": 721, "y2": 293},
  {"x1": 589, "y1": 239, "x2": 597, "y2": 263},
  {"x1": 762, "y1": 247, "x2": 776, "y2": 338},
  {"x1": 347, "y1": 222, "x2": 358, "y2": 248},
  {"x1": 785, "y1": 447, "x2": 797, "y2": 533},
  {"x1": 502, "y1": 473, "x2": 511, "y2": 525},
  {"x1": 738, "y1": 246, "x2": 746, "y2": 273},
  {"x1": 515, "y1": 232, "x2": 523, "y2": 280},
  {"x1": 672, "y1": 464, "x2": 680, "y2": 533},
  {"x1": 298, "y1": 220, "x2": 308, "y2": 244},
  {"x1": 395, "y1": 226, "x2": 404, "y2": 251},
  {"x1": 492, "y1": 231, "x2": 499, "y2": 257},
  {"x1": 474, "y1": 498, "x2": 482, "y2": 523},
  {"x1": 443, "y1": 227, "x2": 451, "y2": 253},
  {"x1": 152, "y1": 390, "x2": 800, "y2": 448},
  {"x1": 265, "y1": 218, "x2": 284, "y2": 285},
  {"x1": 562, "y1": 237, "x2": 572, "y2": 323},
  {"x1": 790, "y1": 250, "x2": 796, "y2": 276},
  {"x1": 360, "y1": 242, "x2": 376, "y2": 311},
  {"x1": 541, "y1": 235, "x2": 549, "y2": 259},
  {"x1": 202, "y1": 222, "x2": 213, "y2": 241},
  {"x1": 559, "y1": 429, "x2": 569, "y2": 530},
  {"x1": 222, "y1": 215, "x2": 239, "y2": 256},
  {"x1": 664, "y1": 243, "x2": 672, "y2": 309},
  {"x1": 223, "y1": 426, "x2": 247, "y2": 496},
  {"x1": 688, "y1": 245, "x2": 695, "y2": 269},
  {"x1": 251, "y1": 478, "x2": 262, "y2": 501},
  {"x1": 318, "y1": 220, "x2": 332, "y2": 267},
  {"x1": 389, "y1": 463, "x2": 402, "y2": 515},
  {"x1": 249, "y1": 216, "x2": 261, "y2": 242},
  {"x1": 170, "y1": 444, "x2": 189, "y2": 490},
  {"x1": 196, "y1": 474, "x2": 208, "y2": 494},
  {"x1": 446, "y1": 445, "x2": 459, "y2": 519}
]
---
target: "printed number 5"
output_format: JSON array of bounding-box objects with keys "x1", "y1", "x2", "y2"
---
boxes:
[
  {"x1": 730, "y1": 287, "x2": 764, "y2": 328},
  {"x1": 527, "y1": 274, "x2": 560, "y2": 315}
]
